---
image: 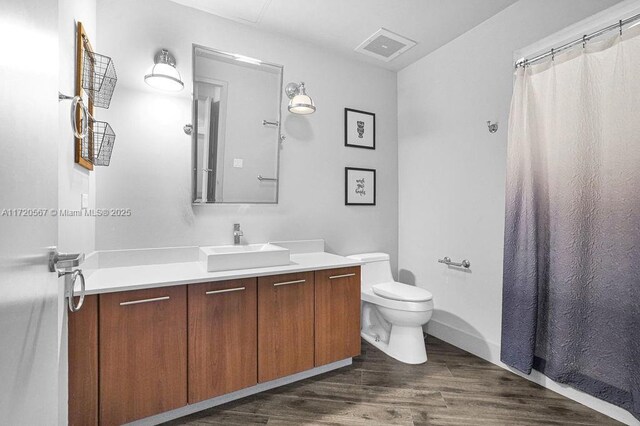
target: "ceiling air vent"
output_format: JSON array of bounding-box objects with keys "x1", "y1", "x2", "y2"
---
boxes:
[{"x1": 355, "y1": 28, "x2": 417, "y2": 62}]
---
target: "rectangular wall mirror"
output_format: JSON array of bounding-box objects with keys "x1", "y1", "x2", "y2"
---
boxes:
[{"x1": 192, "y1": 45, "x2": 283, "y2": 204}]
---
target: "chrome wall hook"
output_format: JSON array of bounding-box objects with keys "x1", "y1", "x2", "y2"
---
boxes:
[
  {"x1": 58, "y1": 92, "x2": 74, "y2": 101},
  {"x1": 487, "y1": 121, "x2": 498, "y2": 133}
]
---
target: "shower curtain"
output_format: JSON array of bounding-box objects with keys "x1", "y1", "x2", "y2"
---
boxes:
[{"x1": 501, "y1": 27, "x2": 640, "y2": 419}]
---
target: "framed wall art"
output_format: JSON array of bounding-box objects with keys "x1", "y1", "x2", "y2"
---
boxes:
[
  {"x1": 345, "y1": 167, "x2": 376, "y2": 206},
  {"x1": 345, "y1": 108, "x2": 375, "y2": 149}
]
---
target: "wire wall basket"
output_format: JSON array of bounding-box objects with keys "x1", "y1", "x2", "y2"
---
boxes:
[
  {"x1": 82, "y1": 47, "x2": 117, "y2": 109},
  {"x1": 81, "y1": 117, "x2": 116, "y2": 166}
]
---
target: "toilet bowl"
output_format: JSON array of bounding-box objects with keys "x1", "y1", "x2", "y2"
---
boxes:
[{"x1": 347, "y1": 253, "x2": 434, "y2": 364}]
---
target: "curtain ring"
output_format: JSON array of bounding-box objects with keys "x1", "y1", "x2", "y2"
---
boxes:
[
  {"x1": 582, "y1": 35, "x2": 587, "y2": 49},
  {"x1": 551, "y1": 48, "x2": 555, "y2": 62},
  {"x1": 619, "y1": 20, "x2": 623, "y2": 37}
]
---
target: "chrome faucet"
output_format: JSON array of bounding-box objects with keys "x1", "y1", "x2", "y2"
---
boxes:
[{"x1": 233, "y1": 223, "x2": 243, "y2": 245}]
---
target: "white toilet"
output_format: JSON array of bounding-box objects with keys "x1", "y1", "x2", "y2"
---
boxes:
[{"x1": 347, "y1": 253, "x2": 434, "y2": 364}]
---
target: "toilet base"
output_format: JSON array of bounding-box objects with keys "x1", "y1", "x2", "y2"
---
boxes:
[{"x1": 361, "y1": 325, "x2": 427, "y2": 364}]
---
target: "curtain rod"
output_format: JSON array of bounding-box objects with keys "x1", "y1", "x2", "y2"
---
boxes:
[{"x1": 515, "y1": 11, "x2": 640, "y2": 68}]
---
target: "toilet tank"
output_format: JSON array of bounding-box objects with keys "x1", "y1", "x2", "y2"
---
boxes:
[{"x1": 346, "y1": 253, "x2": 393, "y2": 290}]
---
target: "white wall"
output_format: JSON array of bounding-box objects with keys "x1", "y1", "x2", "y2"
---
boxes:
[
  {"x1": 58, "y1": 0, "x2": 96, "y2": 254},
  {"x1": 57, "y1": 0, "x2": 97, "y2": 423},
  {"x1": 397, "y1": 0, "x2": 638, "y2": 424},
  {"x1": 95, "y1": 0, "x2": 399, "y2": 270}
]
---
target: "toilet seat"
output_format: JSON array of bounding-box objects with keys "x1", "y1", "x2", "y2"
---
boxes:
[{"x1": 372, "y1": 282, "x2": 433, "y2": 302}]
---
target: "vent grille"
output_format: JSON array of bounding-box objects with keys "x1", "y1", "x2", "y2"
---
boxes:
[{"x1": 355, "y1": 28, "x2": 416, "y2": 62}]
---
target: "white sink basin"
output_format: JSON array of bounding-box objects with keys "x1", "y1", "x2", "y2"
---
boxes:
[{"x1": 199, "y1": 243, "x2": 290, "y2": 272}]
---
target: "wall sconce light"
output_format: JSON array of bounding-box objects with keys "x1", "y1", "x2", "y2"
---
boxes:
[
  {"x1": 285, "y1": 82, "x2": 316, "y2": 114},
  {"x1": 144, "y1": 49, "x2": 184, "y2": 92}
]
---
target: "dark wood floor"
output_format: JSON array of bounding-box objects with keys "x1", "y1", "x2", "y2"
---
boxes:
[{"x1": 165, "y1": 336, "x2": 620, "y2": 425}]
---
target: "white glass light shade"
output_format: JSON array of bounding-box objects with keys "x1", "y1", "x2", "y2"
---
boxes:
[
  {"x1": 288, "y1": 94, "x2": 316, "y2": 115},
  {"x1": 144, "y1": 50, "x2": 184, "y2": 92}
]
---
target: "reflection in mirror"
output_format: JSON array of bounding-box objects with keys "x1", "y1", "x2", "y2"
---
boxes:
[{"x1": 192, "y1": 45, "x2": 283, "y2": 204}]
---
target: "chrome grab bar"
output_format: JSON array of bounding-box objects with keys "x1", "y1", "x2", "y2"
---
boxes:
[
  {"x1": 329, "y1": 273, "x2": 356, "y2": 280},
  {"x1": 273, "y1": 279, "x2": 306, "y2": 287},
  {"x1": 257, "y1": 175, "x2": 278, "y2": 181},
  {"x1": 120, "y1": 296, "x2": 170, "y2": 306},
  {"x1": 438, "y1": 257, "x2": 471, "y2": 269},
  {"x1": 206, "y1": 287, "x2": 245, "y2": 295},
  {"x1": 262, "y1": 119, "x2": 279, "y2": 127}
]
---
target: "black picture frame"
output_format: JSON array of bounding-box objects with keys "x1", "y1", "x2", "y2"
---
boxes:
[
  {"x1": 345, "y1": 167, "x2": 376, "y2": 206},
  {"x1": 344, "y1": 108, "x2": 376, "y2": 150}
]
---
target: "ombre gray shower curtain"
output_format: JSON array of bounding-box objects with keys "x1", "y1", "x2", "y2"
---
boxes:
[{"x1": 501, "y1": 27, "x2": 640, "y2": 419}]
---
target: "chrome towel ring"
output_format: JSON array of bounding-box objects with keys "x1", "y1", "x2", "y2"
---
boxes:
[
  {"x1": 70, "y1": 96, "x2": 89, "y2": 140},
  {"x1": 60, "y1": 269, "x2": 86, "y2": 312},
  {"x1": 59, "y1": 92, "x2": 89, "y2": 140}
]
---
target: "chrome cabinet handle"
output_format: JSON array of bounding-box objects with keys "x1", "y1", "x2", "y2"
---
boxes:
[
  {"x1": 273, "y1": 279, "x2": 306, "y2": 287},
  {"x1": 329, "y1": 273, "x2": 356, "y2": 280},
  {"x1": 257, "y1": 175, "x2": 278, "y2": 181},
  {"x1": 206, "y1": 287, "x2": 245, "y2": 295},
  {"x1": 120, "y1": 296, "x2": 170, "y2": 306}
]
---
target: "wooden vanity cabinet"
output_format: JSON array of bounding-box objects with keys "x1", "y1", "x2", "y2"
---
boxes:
[
  {"x1": 68, "y1": 265, "x2": 361, "y2": 424},
  {"x1": 314, "y1": 267, "x2": 362, "y2": 366},
  {"x1": 99, "y1": 286, "x2": 187, "y2": 426},
  {"x1": 257, "y1": 271, "x2": 315, "y2": 382},
  {"x1": 188, "y1": 278, "x2": 258, "y2": 403}
]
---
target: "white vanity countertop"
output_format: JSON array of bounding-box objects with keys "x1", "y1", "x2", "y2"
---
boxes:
[{"x1": 83, "y1": 251, "x2": 361, "y2": 295}]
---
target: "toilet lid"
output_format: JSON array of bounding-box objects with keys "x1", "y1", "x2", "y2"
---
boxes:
[{"x1": 372, "y1": 282, "x2": 433, "y2": 302}]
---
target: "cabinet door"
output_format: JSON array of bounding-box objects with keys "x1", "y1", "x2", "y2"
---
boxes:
[
  {"x1": 68, "y1": 295, "x2": 98, "y2": 426},
  {"x1": 188, "y1": 278, "x2": 257, "y2": 403},
  {"x1": 99, "y1": 286, "x2": 187, "y2": 426},
  {"x1": 315, "y1": 267, "x2": 361, "y2": 366},
  {"x1": 258, "y1": 272, "x2": 315, "y2": 382}
]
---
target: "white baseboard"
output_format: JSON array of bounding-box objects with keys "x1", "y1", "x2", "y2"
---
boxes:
[
  {"x1": 125, "y1": 358, "x2": 352, "y2": 425},
  {"x1": 426, "y1": 320, "x2": 639, "y2": 426}
]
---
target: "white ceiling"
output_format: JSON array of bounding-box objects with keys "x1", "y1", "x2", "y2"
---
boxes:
[{"x1": 168, "y1": 0, "x2": 518, "y2": 71}]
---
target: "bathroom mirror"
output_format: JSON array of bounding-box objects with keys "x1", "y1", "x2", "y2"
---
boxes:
[{"x1": 192, "y1": 45, "x2": 283, "y2": 204}]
